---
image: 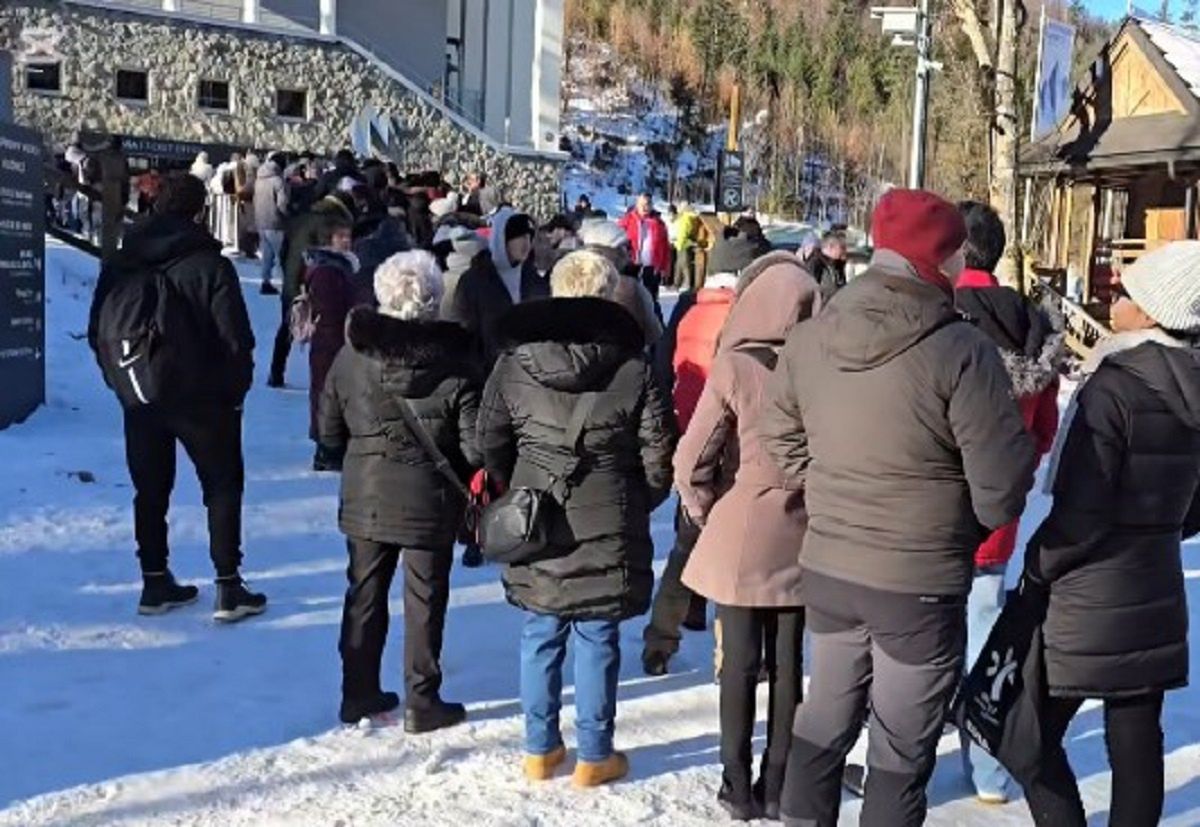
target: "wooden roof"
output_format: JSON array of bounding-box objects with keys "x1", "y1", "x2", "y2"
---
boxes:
[{"x1": 1021, "y1": 17, "x2": 1200, "y2": 177}]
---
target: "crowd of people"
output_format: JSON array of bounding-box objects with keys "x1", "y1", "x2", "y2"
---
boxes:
[{"x1": 82, "y1": 148, "x2": 1200, "y2": 826}]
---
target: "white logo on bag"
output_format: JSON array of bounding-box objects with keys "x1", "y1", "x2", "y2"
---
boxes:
[{"x1": 985, "y1": 647, "x2": 1019, "y2": 702}]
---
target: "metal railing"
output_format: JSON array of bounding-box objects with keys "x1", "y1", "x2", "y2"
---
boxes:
[{"x1": 1025, "y1": 268, "x2": 1109, "y2": 358}]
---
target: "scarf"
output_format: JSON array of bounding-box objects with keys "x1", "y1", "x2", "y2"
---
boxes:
[{"x1": 1042, "y1": 328, "x2": 1188, "y2": 493}]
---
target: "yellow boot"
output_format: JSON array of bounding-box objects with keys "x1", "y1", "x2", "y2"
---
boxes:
[
  {"x1": 524, "y1": 745, "x2": 567, "y2": 781},
  {"x1": 572, "y1": 751, "x2": 629, "y2": 788}
]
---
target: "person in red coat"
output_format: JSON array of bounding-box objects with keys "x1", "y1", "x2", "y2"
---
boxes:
[
  {"x1": 618, "y1": 193, "x2": 671, "y2": 308},
  {"x1": 305, "y1": 215, "x2": 363, "y2": 471},
  {"x1": 953, "y1": 201, "x2": 1065, "y2": 803}
]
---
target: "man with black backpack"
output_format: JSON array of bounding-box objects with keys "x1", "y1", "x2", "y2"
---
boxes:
[{"x1": 88, "y1": 173, "x2": 267, "y2": 622}]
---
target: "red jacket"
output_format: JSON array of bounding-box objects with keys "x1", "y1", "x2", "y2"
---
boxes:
[
  {"x1": 672, "y1": 287, "x2": 734, "y2": 431},
  {"x1": 956, "y1": 269, "x2": 1062, "y2": 568},
  {"x1": 618, "y1": 209, "x2": 671, "y2": 277}
]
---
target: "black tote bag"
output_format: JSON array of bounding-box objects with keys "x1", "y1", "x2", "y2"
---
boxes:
[{"x1": 953, "y1": 574, "x2": 1050, "y2": 786}]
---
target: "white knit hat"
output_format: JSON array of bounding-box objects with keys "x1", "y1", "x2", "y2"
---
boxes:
[{"x1": 1121, "y1": 241, "x2": 1200, "y2": 334}]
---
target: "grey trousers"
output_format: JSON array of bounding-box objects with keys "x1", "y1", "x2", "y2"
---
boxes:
[{"x1": 781, "y1": 572, "x2": 966, "y2": 827}]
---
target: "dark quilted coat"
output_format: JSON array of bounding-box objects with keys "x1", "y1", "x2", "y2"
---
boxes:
[
  {"x1": 317, "y1": 307, "x2": 482, "y2": 549},
  {"x1": 1029, "y1": 340, "x2": 1200, "y2": 698},
  {"x1": 479, "y1": 297, "x2": 677, "y2": 620}
]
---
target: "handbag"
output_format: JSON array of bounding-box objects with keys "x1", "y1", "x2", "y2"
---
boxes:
[
  {"x1": 478, "y1": 392, "x2": 599, "y2": 565},
  {"x1": 952, "y1": 574, "x2": 1050, "y2": 786}
]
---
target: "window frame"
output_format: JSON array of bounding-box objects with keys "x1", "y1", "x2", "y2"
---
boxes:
[
  {"x1": 115, "y1": 67, "x2": 151, "y2": 106},
  {"x1": 274, "y1": 87, "x2": 310, "y2": 122},
  {"x1": 25, "y1": 60, "x2": 63, "y2": 95},
  {"x1": 197, "y1": 78, "x2": 233, "y2": 114}
]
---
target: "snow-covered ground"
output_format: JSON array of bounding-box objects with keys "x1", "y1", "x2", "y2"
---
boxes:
[{"x1": 2, "y1": 241, "x2": 1200, "y2": 826}]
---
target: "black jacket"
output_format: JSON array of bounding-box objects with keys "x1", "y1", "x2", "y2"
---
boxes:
[
  {"x1": 447, "y1": 252, "x2": 549, "y2": 369},
  {"x1": 281, "y1": 196, "x2": 355, "y2": 304},
  {"x1": 479, "y1": 298, "x2": 677, "y2": 620},
  {"x1": 87, "y1": 214, "x2": 255, "y2": 407},
  {"x1": 1029, "y1": 340, "x2": 1200, "y2": 698},
  {"x1": 318, "y1": 307, "x2": 482, "y2": 549},
  {"x1": 809, "y1": 252, "x2": 846, "y2": 305}
]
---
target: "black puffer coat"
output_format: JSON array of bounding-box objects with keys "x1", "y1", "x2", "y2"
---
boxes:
[
  {"x1": 1029, "y1": 339, "x2": 1200, "y2": 698},
  {"x1": 318, "y1": 307, "x2": 482, "y2": 550},
  {"x1": 479, "y1": 298, "x2": 677, "y2": 620}
]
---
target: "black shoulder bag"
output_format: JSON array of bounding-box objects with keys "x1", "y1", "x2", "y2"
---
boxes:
[{"x1": 478, "y1": 392, "x2": 599, "y2": 565}]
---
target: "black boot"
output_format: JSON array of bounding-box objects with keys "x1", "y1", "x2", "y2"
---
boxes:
[
  {"x1": 266, "y1": 372, "x2": 285, "y2": 389},
  {"x1": 404, "y1": 698, "x2": 467, "y2": 734},
  {"x1": 718, "y1": 775, "x2": 759, "y2": 821},
  {"x1": 461, "y1": 543, "x2": 484, "y2": 568},
  {"x1": 842, "y1": 762, "x2": 867, "y2": 798},
  {"x1": 754, "y1": 763, "x2": 787, "y2": 821},
  {"x1": 340, "y1": 691, "x2": 400, "y2": 725},
  {"x1": 683, "y1": 597, "x2": 707, "y2": 632},
  {"x1": 214, "y1": 577, "x2": 268, "y2": 623},
  {"x1": 260, "y1": 281, "x2": 280, "y2": 296},
  {"x1": 642, "y1": 649, "x2": 670, "y2": 677},
  {"x1": 138, "y1": 570, "x2": 199, "y2": 616}
]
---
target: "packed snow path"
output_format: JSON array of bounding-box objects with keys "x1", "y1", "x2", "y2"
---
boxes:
[{"x1": 2, "y1": 242, "x2": 1200, "y2": 826}]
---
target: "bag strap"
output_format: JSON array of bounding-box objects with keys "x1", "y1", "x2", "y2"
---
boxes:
[
  {"x1": 544, "y1": 391, "x2": 599, "y2": 499},
  {"x1": 370, "y1": 381, "x2": 470, "y2": 499}
]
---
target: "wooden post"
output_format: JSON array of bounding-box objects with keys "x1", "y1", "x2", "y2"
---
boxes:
[
  {"x1": 1062, "y1": 182, "x2": 1074, "y2": 272},
  {"x1": 1086, "y1": 183, "x2": 1102, "y2": 304},
  {"x1": 1187, "y1": 181, "x2": 1198, "y2": 240}
]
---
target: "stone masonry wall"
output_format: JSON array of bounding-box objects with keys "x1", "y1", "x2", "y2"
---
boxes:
[{"x1": 0, "y1": 1, "x2": 564, "y2": 219}]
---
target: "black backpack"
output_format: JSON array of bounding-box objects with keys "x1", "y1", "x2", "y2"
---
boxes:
[{"x1": 95, "y1": 266, "x2": 203, "y2": 408}]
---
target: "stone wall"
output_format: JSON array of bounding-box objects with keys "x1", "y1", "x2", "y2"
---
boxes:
[{"x1": 0, "y1": 1, "x2": 564, "y2": 218}]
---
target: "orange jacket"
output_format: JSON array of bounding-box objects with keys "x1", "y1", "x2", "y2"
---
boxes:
[{"x1": 672, "y1": 287, "x2": 735, "y2": 431}]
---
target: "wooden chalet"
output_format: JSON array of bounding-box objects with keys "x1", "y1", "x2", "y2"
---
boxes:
[{"x1": 1021, "y1": 16, "x2": 1200, "y2": 354}]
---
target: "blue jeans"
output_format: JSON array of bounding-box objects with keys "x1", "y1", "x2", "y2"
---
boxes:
[
  {"x1": 260, "y1": 229, "x2": 284, "y2": 285},
  {"x1": 520, "y1": 612, "x2": 621, "y2": 763},
  {"x1": 961, "y1": 564, "x2": 1012, "y2": 797}
]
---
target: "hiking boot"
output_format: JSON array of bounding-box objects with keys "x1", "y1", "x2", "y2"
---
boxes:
[
  {"x1": 642, "y1": 649, "x2": 670, "y2": 677},
  {"x1": 718, "y1": 777, "x2": 760, "y2": 821},
  {"x1": 213, "y1": 577, "x2": 267, "y2": 623},
  {"x1": 404, "y1": 699, "x2": 466, "y2": 734},
  {"x1": 339, "y1": 691, "x2": 401, "y2": 725},
  {"x1": 260, "y1": 281, "x2": 280, "y2": 296},
  {"x1": 572, "y1": 751, "x2": 629, "y2": 788},
  {"x1": 524, "y1": 745, "x2": 567, "y2": 781},
  {"x1": 138, "y1": 570, "x2": 199, "y2": 616}
]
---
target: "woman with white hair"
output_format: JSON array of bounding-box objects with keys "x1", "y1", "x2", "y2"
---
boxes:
[
  {"x1": 479, "y1": 250, "x2": 676, "y2": 787},
  {"x1": 318, "y1": 250, "x2": 482, "y2": 732}
]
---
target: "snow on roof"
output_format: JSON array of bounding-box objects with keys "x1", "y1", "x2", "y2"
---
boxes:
[{"x1": 1138, "y1": 18, "x2": 1200, "y2": 99}]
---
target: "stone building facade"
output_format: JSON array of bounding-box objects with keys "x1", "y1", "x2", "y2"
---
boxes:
[{"x1": 0, "y1": 1, "x2": 565, "y2": 218}]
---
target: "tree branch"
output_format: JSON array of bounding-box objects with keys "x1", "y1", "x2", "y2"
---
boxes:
[{"x1": 950, "y1": 0, "x2": 997, "y2": 71}]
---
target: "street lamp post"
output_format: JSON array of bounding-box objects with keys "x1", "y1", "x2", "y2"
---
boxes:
[{"x1": 871, "y1": 1, "x2": 942, "y2": 189}]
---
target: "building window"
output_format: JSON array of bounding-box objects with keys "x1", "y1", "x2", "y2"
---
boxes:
[
  {"x1": 25, "y1": 61, "x2": 61, "y2": 93},
  {"x1": 275, "y1": 88, "x2": 308, "y2": 120},
  {"x1": 197, "y1": 79, "x2": 231, "y2": 112},
  {"x1": 116, "y1": 69, "x2": 149, "y2": 103}
]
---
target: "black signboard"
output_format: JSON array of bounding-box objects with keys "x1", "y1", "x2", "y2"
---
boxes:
[
  {"x1": 0, "y1": 121, "x2": 45, "y2": 428},
  {"x1": 717, "y1": 150, "x2": 745, "y2": 214}
]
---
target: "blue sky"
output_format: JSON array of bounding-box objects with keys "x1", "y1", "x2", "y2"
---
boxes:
[{"x1": 1086, "y1": 0, "x2": 1184, "y2": 21}]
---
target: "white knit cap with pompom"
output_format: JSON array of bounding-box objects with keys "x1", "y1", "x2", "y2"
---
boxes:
[
  {"x1": 1121, "y1": 241, "x2": 1200, "y2": 334},
  {"x1": 374, "y1": 250, "x2": 444, "y2": 321}
]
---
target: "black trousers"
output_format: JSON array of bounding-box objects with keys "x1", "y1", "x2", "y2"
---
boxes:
[
  {"x1": 1024, "y1": 692, "x2": 1165, "y2": 827},
  {"x1": 339, "y1": 538, "x2": 453, "y2": 709},
  {"x1": 270, "y1": 298, "x2": 291, "y2": 383},
  {"x1": 719, "y1": 604, "x2": 805, "y2": 793},
  {"x1": 635, "y1": 265, "x2": 665, "y2": 324},
  {"x1": 643, "y1": 506, "x2": 706, "y2": 656},
  {"x1": 123, "y1": 406, "x2": 244, "y2": 578}
]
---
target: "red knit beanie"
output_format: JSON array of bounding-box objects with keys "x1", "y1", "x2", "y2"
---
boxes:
[{"x1": 871, "y1": 189, "x2": 967, "y2": 293}]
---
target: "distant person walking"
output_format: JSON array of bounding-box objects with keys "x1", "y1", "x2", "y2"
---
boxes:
[
  {"x1": 618, "y1": 193, "x2": 671, "y2": 306},
  {"x1": 253, "y1": 156, "x2": 289, "y2": 296},
  {"x1": 87, "y1": 173, "x2": 267, "y2": 622}
]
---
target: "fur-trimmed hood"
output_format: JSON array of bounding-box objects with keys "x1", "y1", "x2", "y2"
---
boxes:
[
  {"x1": 346, "y1": 306, "x2": 477, "y2": 396},
  {"x1": 956, "y1": 285, "x2": 1066, "y2": 398},
  {"x1": 496, "y1": 297, "x2": 645, "y2": 392}
]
